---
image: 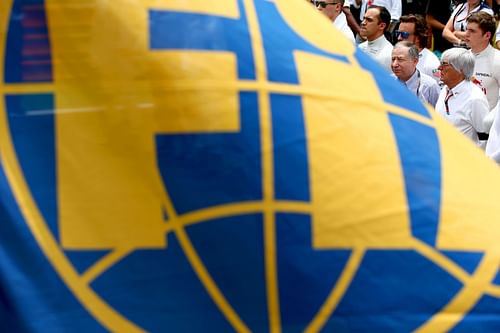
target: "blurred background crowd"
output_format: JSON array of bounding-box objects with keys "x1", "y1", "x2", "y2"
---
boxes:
[{"x1": 311, "y1": 0, "x2": 500, "y2": 164}]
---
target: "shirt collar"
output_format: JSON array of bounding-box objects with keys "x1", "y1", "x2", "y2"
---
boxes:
[
  {"x1": 405, "y1": 69, "x2": 420, "y2": 92},
  {"x1": 367, "y1": 34, "x2": 387, "y2": 46},
  {"x1": 449, "y1": 79, "x2": 467, "y2": 95},
  {"x1": 473, "y1": 44, "x2": 492, "y2": 57}
]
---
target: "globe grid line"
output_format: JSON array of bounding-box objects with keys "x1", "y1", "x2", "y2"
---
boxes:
[
  {"x1": 304, "y1": 247, "x2": 367, "y2": 333},
  {"x1": 415, "y1": 253, "x2": 500, "y2": 332},
  {"x1": 243, "y1": 0, "x2": 283, "y2": 331},
  {"x1": 413, "y1": 241, "x2": 473, "y2": 283},
  {"x1": 80, "y1": 247, "x2": 134, "y2": 285},
  {"x1": 485, "y1": 283, "x2": 500, "y2": 297},
  {"x1": 164, "y1": 203, "x2": 252, "y2": 333},
  {"x1": 145, "y1": 76, "x2": 436, "y2": 130},
  {"x1": 165, "y1": 201, "x2": 312, "y2": 229},
  {"x1": 156, "y1": 161, "x2": 253, "y2": 333},
  {"x1": 1, "y1": 79, "x2": 437, "y2": 131}
]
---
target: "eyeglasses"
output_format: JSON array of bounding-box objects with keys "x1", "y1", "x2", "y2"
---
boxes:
[
  {"x1": 395, "y1": 31, "x2": 411, "y2": 39},
  {"x1": 311, "y1": 1, "x2": 339, "y2": 8},
  {"x1": 439, "y1": 61, "x2": 451, "y2": 67}
]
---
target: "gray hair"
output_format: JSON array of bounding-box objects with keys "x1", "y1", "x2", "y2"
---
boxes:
[
  {"x1": 393, "y1": 41, "x2": 419, "y2": 60},
  {"x1": 441, "y1": 47, "x2": 475, "y2": 80}
]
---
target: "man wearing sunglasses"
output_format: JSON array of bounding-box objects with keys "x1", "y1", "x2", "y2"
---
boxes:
[
  {"x1": 314, "y1": 0, "x2": 356, "y2": 43},
  {"x1": 359, "y1": 5, "x2": 393, "y2": 71},
  {"x1": 396, "y1": 14, "x2": 440, "y2": 82}
]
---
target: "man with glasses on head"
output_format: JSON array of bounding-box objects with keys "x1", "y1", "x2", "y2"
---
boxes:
[
  {"x1": 435, "y1": 48, "x2": 490, "y2": 147},
  {"x1": 396, "y1": 14, "x2": 440, "y2": 82},
  {"x1": 314, "y1": 0, "x2": 356, "y2": 43},
  {"x1": 391, "y1": 41, "x2": 440, "y2": 107},
  {"x1": 359, "y1": 5, "x2": 393, "y2": 70}
]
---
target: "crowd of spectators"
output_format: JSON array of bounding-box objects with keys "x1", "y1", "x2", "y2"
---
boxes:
[{"x1": 312, "y1": 0, "x2": 500, "y2": 163}]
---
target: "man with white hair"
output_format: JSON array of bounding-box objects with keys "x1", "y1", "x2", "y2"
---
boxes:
[{"x1": 435, "y1": 47, "x2": 490, "y2": 147}]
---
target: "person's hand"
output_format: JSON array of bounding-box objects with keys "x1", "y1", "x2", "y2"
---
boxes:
[{"x1": 452, "y1": 30, "x2": 466, "y2": 45}]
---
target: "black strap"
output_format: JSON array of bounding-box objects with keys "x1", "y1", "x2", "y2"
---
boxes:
[
  {"x1": 452, "y1": 2, "x2": 467, "y2": 27},
  {"x1": 478, "y1": 132, "x2": 489, "y2": 141}
]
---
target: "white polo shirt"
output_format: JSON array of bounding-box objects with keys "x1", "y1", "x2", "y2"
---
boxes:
[
  {"x1": 435, "y1": 80, "x2": 490, "y2": 146},
  {"x1": 359, "y1": 34, "x2": 393, "y2": 71},
  {"x1": 471, "y1": 45, "x2": 500, "y2": 112},
  {"x1": 334, "y1": 12, "x2": 356, "y2": 43},
  {"x1": 486, "y1": 104, "x2": 500, "y2": 163}
]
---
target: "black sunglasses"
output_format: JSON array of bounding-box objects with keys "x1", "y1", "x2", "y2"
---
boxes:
[
  {"x1": 395, "y1": 30, "x2": 411, "y2": 39},
  {"x1": 311, "y1": 1, "x2": 339, "y2": 8}
]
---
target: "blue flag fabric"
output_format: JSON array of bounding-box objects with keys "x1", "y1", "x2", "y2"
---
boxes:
[{"x1": 2, "y1": 0, "x2": 500, "y2": 332}]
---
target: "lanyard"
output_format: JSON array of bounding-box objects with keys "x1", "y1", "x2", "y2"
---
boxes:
[{"x1": 444, "y1": 88, "x2": 454, "y2": 115}]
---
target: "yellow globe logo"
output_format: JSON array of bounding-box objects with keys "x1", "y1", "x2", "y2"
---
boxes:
[{"x1": 2, "y1": 0, "x2": 500, "y2": 332}]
